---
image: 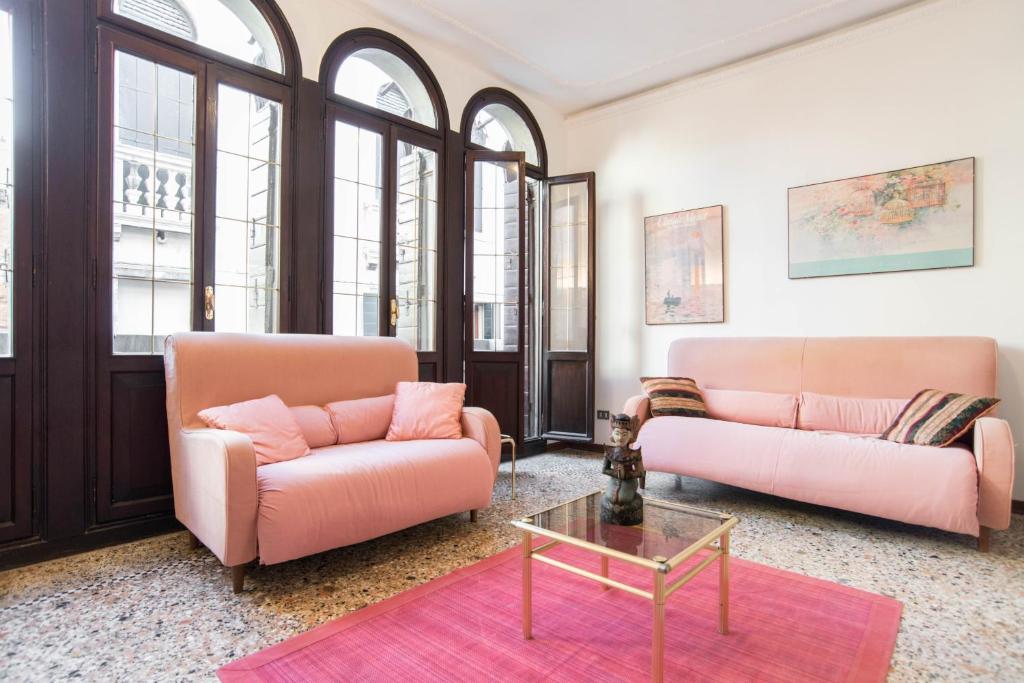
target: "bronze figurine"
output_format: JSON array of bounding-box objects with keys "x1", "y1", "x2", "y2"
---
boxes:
[{"x1": 601, "y1": 413, "x2": 645, "y2": 525}]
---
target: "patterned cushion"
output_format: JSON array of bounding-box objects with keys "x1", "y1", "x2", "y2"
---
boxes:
[
  {"x1": 641, "y1": 377, "x2": 709, "y2": 418},
  {"x1": 880, "y1": 389, "x2": 1000, "y2": 447}
]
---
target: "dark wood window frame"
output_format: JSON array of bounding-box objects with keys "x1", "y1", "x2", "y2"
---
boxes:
[
  {"x1": 320, "y1": 29, "x2": 449, "y2": 380},
  {"x1": 461, "y1": 87, "x2": 547, "y2": 178},
  {"x1": 96, "y1": 0, "x2": 301, "y2": 86},
  {"x1": 92, "y1": 2, "x2": 298, "y2": 524},
  {"x1": 0, "y1": 0, "x2": 40, "y2": 544}
]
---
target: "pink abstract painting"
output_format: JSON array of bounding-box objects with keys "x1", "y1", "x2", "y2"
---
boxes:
[
  {"x1": 644, "y1": 205, "x2": 724, "y2": 324},
  {"x1": 789, "y1": 158, "x2": 974, "y2": 278}
]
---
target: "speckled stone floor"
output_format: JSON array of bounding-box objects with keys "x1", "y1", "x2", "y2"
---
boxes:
[{"x1": 1, "y1": 450, "x2": 1022, "y2": 682}]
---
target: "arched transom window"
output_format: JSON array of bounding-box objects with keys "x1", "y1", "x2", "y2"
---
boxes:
[
  {"x1": 112, "y1": 0, "x2": 284, "y2": 74},
  {"x1": 471, "y1": 103, "x2": 539, "y2": 167},
  {"x1": 334, "y1": 47, "x2": 438, "y2": 129}
]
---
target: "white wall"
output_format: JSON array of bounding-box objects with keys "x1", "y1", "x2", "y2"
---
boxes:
[
  {"x1": 275, "y1": 0, "x2": 567, "y2": 173},
  {"x1": 566, "y1": 0, "x2": 1024, "y2": 498}
]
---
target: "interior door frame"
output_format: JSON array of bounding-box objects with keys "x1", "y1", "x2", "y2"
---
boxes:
[
  {"x1": 464, "y1": 149, "x2": 526, "y2": 442},
  {"x1": 541, "y1": 171, "x2": 596, "y2": 442}
]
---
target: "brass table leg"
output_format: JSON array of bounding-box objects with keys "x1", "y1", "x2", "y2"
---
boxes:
[
  {"x1": 719, "y1": 530, "x2": 730, "y2": 635},
  {"x1": 522, "y1": 528, "x2": 532, "y2": 639},
  {"x1": 501, "y1": 435, "x2": 517, "y2": 499},
  {"x1": 600, "y1": 555, "x2": 609, "y2": 591},
  {"x1": 652, "y1": 569, "x2": 666, "y2": 682}
]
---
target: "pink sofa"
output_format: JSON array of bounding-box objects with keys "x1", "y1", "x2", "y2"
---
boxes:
[
  {"x1": 623, "y1": 337, "x2": 1015, "y2": 548},
  {"x1": 164, "y1": 333, "x2": 501, "y2": 591}
]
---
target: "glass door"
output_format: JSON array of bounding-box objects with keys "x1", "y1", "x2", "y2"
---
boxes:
[
  {"x1": 464, "y1": 150, "x2": 526, "y2": 443},
  {"x1": 327, "y1": 109, "x2": 442, "y2": 379},
  {"x1": 542, "y1": 173, "x2": 595, "y2": 441},
  {"x1": 96, "y1": 27, "x2": 291, "y2": 522}
]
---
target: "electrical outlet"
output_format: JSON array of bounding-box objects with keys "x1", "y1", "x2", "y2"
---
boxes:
[{"x1": 596, "y1": 410, "x2": 610, "y2": 420}]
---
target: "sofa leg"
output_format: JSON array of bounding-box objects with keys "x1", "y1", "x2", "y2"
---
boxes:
[
  {"x1": 470, "y1": 509, "x2": 478, "y2": 523},
  {"x1": 188, "y1": 531, "x2": 201, "y2": 550},
  {"x1": 978, "y1": 526, "x2": 992, "y2": 553},
  {"x1": 231, "y1": 565, "x2": 246, "y2": 593},
  {"x1": 639, "y1": 476, "x2": 646, "y2": 490}
]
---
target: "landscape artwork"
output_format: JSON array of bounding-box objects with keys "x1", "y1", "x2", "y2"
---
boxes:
[
  {"x1": 644, "y1": 205, "x2": 724, "y2": 325},
  {"x1": 788, "y1": 157, "x2": 974, "y2": 278}
]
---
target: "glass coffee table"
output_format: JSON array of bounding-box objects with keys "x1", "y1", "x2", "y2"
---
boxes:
[{"x1": 511, "y1": 491, "x2": 738, "y2": 682}]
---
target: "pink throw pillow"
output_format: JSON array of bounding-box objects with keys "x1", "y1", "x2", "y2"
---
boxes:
[
  {"x1": 198, "y1": 394, "x2": 310, "y2": 466},
  {"x1": 702, "y1": 388, "x2": 798, "y2": 428},
  {"x1": 326, "y1": 395, "x2": 396, "y2": 444},
  {"x1": 289, "y1": 405, "x2": 338, "y2": 448},
  {"x1": 797, "y1": 392, "x2": 908, "y2": 435},
  {"x1": 386, "y1": 382, "x2": 465, "y2": 441}
]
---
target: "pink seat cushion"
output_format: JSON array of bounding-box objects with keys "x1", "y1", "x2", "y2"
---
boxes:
[
  {"x1": 797, "y1": 392, "x2": 908, "y2": 435},
  {"x1": 702, "y1": 388, "x2": 798, "y2": 428},
  {"x1": 256, "y1": 439, "x2": 494, "y2": 564},
  {"x1": 289, "y1": 405, "x2": 338, "y2": 449},
  {"x1": 326, "y1": 395, "x2": 396, "y2": 444},
  {"x1": 198, "y1": 394, "x2": 310, "y2": 466},
  {"x1": 387, "y1": 382, "x2": 465, "y2": 441},
  {"x1": 637, "y1": 416, "x2": 978, "y2": 535}
]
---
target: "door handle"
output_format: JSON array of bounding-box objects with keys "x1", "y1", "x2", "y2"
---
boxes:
[
  {"x1": 204, "y1": 286, "x2": 215, "y2": 321},
  {"x1": 390, "y1": 298, "x2": 398, "y2": 328}
]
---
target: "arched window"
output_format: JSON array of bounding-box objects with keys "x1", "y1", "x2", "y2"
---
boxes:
[
  {"x1": 94, "y1": 0, "x2": 299, "y2": 520},
  {"x1": 334, "y1": 48, "x2": 436, "y2": 128},
  {"x1": 462, "y1": 88, "x2": 546, "y2": 174},
  {"x1": 99, "y1": 0, "x2": 298, "y2": 359},
  {"x1": 109, "y1": 0, "x2": 287, "y2": 75},
  {"x1": 321, "y1": 29, "x2": 447, "y2": 379}
]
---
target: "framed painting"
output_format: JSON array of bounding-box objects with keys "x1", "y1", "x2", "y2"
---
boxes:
[
  {"x1": 788, "y1": 157, "x2": 975, "y2": 278},
  {"x1": 644, "y1": 205, "x2": 724, "y2": 325}
]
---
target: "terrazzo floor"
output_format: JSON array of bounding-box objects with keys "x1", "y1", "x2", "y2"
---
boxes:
[{"x1": 1, "y1": 450, "x2": 1022, "y2": 682}]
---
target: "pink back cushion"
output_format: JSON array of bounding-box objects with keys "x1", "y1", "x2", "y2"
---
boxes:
[
  {"x1": 326, "y1": 395, "x2": 396, "y2": 444},
  {"x1": 702, "y1": 388, "x2": 798, "y2": 428},
  {"x1": 289, "y1": 405, "x2": 338, "y2": 448},
  {"x1": 797, "y1": 392, "x2": 908, "y2": 435},
  {"x1": 666, "y1": 337, "x2": 996, "y2": 398},
  {"x1": 198, "y1": 394, "x2": 310, "y2": 466},
  {"x1": 386, "y1": 382, "x2": 465, "y2": 441}
]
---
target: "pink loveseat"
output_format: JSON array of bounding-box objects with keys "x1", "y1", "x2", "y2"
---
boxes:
[
  {"x1": 164, "y1": 333, "x2": 501, "y2": 591},
  {"x1": 623, "y1": 337, "x2": 1015, "y2": 548}
]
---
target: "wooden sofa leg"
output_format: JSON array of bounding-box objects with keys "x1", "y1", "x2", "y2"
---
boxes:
[
  {"x1": 188, "y1": 531, "x2": 201, "y2": 550},
  {"x1": 231, "y1": 565, "x2": 246, "y2": 593},
  {"x1": 978, "y1": 526, "x2": 992, "y2": 553},
  {"x1": 470, "y1": 509, "x2": 478, "y2": 523}
]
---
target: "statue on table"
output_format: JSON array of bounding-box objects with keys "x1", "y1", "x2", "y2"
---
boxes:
[{"x1": 601, "y1": 413, "x2": 645, "y2": 525}]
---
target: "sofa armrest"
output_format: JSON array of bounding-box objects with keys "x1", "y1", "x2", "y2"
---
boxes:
[
  {"x1": 462, "y1": 407, "x2": 501, "y2": 477},
  {"x1": 171, "y1": 428, "x2": 259, "y2": 566},
  {"x1": 623, "y1": 394, "x2": 651, "y2": 429},
  {"x1": 973, "y1": 417, "x2": 1016, "y2": 531}
]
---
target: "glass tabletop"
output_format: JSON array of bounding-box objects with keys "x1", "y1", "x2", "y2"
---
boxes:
[{"x1": 513, "y1": 491, "x2": 735, "y2": 569}]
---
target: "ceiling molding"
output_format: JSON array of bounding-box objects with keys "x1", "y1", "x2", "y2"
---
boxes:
[{"x1": 567, "y1": 0, "x2": 966, "y2": 124}]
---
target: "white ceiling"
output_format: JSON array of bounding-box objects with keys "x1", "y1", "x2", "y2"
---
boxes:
[{"x1": 351, "y1": 0, "x2": 922, "y2": 114}]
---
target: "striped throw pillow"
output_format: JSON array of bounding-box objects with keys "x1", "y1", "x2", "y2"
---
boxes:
[
  {"x1": 880, "y1": 389, "x2": 1000, "y2": 447},
  {"x1": 641, "y1": 377, "x2": 709, "y2": 418}
]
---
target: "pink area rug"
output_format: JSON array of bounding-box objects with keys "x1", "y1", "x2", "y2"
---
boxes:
[{"x1": 219, "y1": 544, "x2": 901, "y2": 682}]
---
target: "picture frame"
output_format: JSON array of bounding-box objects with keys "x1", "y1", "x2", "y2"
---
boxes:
[
  {"x1": 644, "y1": 204, "x2": 724, "y2": 325},
  {"x1": 788, "y1": 157, "x2": 975, "y2": 279}
]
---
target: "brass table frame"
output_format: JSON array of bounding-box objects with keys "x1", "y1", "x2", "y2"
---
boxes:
[
  {"x1": 500, "y1": 434, "x2": 516, "y2": 499},
  {"x1": 511, "y1": 491, "x2": 738, "y2": 683}
]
